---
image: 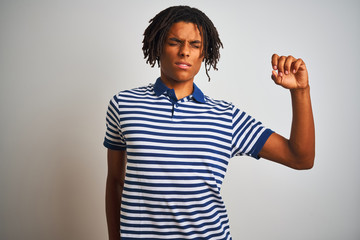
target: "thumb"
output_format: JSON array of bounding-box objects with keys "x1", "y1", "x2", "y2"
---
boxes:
[{"x1": 271, "y1": 70, "x2": 281, "y2": 85}]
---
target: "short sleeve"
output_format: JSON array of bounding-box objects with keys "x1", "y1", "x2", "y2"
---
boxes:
[
  {"x1": 231, "y1": 106, "x2": 273, "y2": 159},
  {"x1": 103, "y1": 96, "x2": 126, "y2": 150}
]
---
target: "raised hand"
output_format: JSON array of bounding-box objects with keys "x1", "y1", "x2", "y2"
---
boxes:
[
  {"x1": 271, "y1": 54, "x2": 309, "y2": 90},
  {"x1": 260, "y1": 53, "x2": 315, "y2": 170}
]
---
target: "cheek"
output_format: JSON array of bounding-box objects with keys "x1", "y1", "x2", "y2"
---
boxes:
[
  {"x1": 159, "y1": 54, "x2": 170, "y2": 69},
  {"x1": 160, "y1": 49, "x2": 176, "y2": 64},
  {"x1": 193, "y1": 57, "x2": 204, "y2": 69}
]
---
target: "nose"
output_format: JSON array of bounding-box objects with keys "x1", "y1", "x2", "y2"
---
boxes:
[{"x1": 179, "y1": 43, "x2": 190, "y2": 57}]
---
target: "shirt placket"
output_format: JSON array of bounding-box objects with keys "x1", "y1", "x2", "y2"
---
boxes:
[{"x1": 166, "y1": 89, "x2": 179, "y2": 118}]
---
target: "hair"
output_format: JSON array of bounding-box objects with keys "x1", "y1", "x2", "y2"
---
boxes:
[{"x1": 142, "y1": 6, "x2": 223, "y2": 81}]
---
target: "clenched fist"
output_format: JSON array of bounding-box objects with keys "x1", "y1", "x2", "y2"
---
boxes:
[{"x1": 271, "y1": 54, "x2": 309, "y2": 89}]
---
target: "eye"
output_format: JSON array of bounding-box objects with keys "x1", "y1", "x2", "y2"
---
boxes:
[{"x1": 168, "y1": 41, "x2": 180, "y2": 47}]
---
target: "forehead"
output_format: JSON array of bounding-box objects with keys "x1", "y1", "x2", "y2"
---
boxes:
[{"x1": 167, "y1": 21, "x2": 202, "y2": 41}]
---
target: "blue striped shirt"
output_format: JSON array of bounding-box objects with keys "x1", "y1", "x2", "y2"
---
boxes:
[{"x1": 104, "y1": 78, "x2": 273, "y2": 240}]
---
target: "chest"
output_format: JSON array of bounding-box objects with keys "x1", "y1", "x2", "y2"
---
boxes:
[{"x1": 119, "y1": 102, "x2": 232, "y2": 146}]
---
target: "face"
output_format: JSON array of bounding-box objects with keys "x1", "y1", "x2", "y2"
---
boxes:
[{"x1": 160, "y1": 21, "x2": 204, "y2": 85}]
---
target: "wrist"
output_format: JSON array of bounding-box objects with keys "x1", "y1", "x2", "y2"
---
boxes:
[{"x1": 290, "y1": 84, "x2": 310, "y2": 94}]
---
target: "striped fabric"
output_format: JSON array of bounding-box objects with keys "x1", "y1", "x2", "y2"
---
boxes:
[{"x1": 104, "y1": 78, "x2": 273, "y2": 240}]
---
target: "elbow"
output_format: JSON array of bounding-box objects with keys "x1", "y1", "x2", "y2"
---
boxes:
[
  {"x1": 294, "y1": 162, "x2": 314, "y2": 170},
  {"x1": 292, "y1": 154, "x2": 315, "y2": 170}
]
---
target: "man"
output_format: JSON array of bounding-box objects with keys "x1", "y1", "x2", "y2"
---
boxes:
[{"x1": 104, "y1": 6, "x2": 314, "y2": 240}]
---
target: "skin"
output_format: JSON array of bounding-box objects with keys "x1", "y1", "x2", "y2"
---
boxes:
[
  {"x1": 159, "y1": 21, "x2": 204, "y2": 99},
  {"x1": 106, "y1": 21, "x2": 315, "y2": 240},
  {"x1": 106, "y1": 149, "x2": 126, "y2": 240},
  {"x1": 259, "y1": 54, "x2": 315, "y2": 169}
]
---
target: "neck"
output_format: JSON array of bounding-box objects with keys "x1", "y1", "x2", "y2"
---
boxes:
[{"x1": 160, "y1": 77, "x2": 194, "y2": 100}]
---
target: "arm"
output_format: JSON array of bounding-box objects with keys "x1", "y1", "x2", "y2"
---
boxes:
[
  {"x1": 106, "y1": 149, "x2": 127, "y2": 240},
  {"x1": 259, "y1": 54, "x2": 315, "y2": 170}
]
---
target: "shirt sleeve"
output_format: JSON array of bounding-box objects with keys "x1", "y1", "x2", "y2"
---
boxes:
[
  {"x1": 231, "y1": 106, "x2": 273, "y2": 159},
  {"x1": 103, "y1": 95, "x2": 127, "y2": 150}
]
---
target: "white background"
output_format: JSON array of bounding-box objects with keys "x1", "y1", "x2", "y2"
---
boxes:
[{"x1": 1, "y1": 0, "x2": 359, "y2": 239}]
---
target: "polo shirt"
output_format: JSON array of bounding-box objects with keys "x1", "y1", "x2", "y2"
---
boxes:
[{"x1": 104, "y1": 78, "x2": 273, "y2": 240}]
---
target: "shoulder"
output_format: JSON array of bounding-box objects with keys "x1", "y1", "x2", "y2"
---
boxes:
[
  {"x1": 204, "y1": 95, "x2": 235, "y2": 111},
  {"x1": 203, "y1": 95, "x2": 251, "y2": 120},
  {"x1": 111, "y1": 83, "x2": 155, "y2": 103}
]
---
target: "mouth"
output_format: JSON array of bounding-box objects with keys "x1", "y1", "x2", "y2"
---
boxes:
[{"x1": 175, "y1": 62, "x2": 191, "y2": 69}]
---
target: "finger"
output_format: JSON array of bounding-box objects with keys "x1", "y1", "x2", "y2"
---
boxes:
[
  {"x1": 271, "y1": 70, "x2": 281, "y2": 85},
  {"x1": 277, "y1": 56, "x2": 286, "y2": 77},
  {"x1": 292, "y1": 58, "x2": 303, "y2": 74},
  {"x1": 271, "y1": 54, "x2": 279, "y2": 70},
  {"x1": 284, "y1": 55, "x2": 295, "y2": 75}
]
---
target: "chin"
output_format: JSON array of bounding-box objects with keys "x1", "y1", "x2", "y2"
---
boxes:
[
  {"x1": 161, "y1": 68, "x2": 196, "y2": 83},
  {"x1": 173, "y1": 72, "x2": 196, "y2": 82}
]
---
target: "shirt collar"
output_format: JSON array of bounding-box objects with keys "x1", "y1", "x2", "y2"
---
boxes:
[{"x1": 154, "y1": 77, "x2": 206, "y2": 103}]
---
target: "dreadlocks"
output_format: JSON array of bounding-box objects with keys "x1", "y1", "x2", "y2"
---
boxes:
[{"x1": 142, "y1": 6, "x2": 223, "y2": 81}]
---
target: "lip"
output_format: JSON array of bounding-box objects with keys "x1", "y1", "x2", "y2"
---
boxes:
[{"x1": 175, "y1": 61, "x2": 192, "y2": 69}]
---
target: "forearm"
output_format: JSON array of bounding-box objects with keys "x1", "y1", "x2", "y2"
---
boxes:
[
  {"x1": 106, "y1": 177, "x2": 123, "y2": 240},
  {"x1": 288, "y1": 85, "x2": 315, "y2": 168}
]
